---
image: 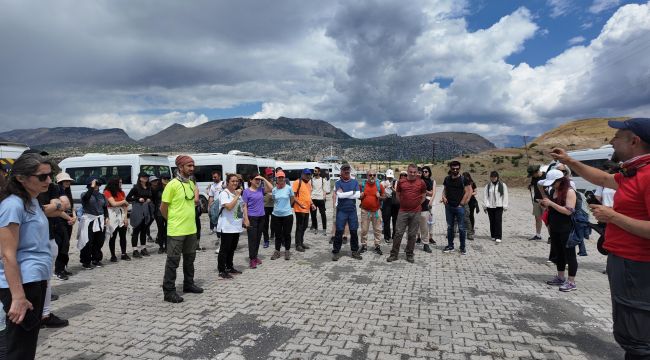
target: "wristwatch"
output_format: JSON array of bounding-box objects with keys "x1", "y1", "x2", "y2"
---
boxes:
[{"x1": 55, "y1": 202, "x2": 62, "y2": 211}]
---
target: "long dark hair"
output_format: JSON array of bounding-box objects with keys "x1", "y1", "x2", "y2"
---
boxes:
[
  {"x1": 422, "y1": 166, "x2": 432, "y2": 180},
  {"x1": 554, "y1": 177, "x2": 572, "y2": 206},
  {"x1": 105, "y1": 177, "x2": 123, "y2": 197},
  {"x1": 247, "y1": 172, "x2": 260, "y2": 188},
  {"x1": 0, "y1": 153, "x2": 51, "y2": 211},
  {"x1": 58, "y1": 182, "x2": 73, "y2": 206},
  {"x1": 462, "y1": 172, "x2": 475, "y2": 185}
]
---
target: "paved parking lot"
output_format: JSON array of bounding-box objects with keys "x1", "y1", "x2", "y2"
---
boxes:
[{"x1": 37, "y1": 188, "x2": 622, "y2": 359}]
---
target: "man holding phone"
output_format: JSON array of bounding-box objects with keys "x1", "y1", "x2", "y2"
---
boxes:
[{"x1": 550, "y1": 118, "x2": 650, "y2": 359}]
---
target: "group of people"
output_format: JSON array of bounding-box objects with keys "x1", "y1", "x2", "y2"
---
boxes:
[{"x1": 0, "y1": 118, "x2": 648, "y2": 359}]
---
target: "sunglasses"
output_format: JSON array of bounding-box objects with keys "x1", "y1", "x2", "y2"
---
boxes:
[
  {"x1": 451, "y1": 168, "x2": 460, "y2": 171},
  {"x1": 368, "y1": 174, "x2": 376, "y2": 177},
  {"x1": 32, "y1": 172, "x2": 53, "y2": 182},
  {"x1": 423, "y1": 170, "x2": 430, "y2": 173}
]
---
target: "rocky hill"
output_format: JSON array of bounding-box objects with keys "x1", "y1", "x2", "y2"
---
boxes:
[
  {"x1": 531, "y1": 117, "x2": 627, "y2": 150},
  {"x1": 0, "y1": 127, "x2": 136, "y2": 147}
]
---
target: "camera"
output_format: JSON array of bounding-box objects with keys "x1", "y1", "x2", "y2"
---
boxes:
[{"x1": 584, "y1": 191, "x2": 601, "y2": 206}]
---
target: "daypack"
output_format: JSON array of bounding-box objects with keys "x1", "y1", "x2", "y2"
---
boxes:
[
  {"x1": 361, "y1": 179, "x2": 381, "y2": 193},
  {"x1": 567, "y1": 191, "x2": 592, "y2": 248}
]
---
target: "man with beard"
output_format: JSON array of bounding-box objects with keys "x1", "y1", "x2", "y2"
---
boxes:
[
  {"x1": 160, "y1": 155, "x2": 203, "y2": 303},
  {"x1": 550, "y1": 118, "x2": 650, "y2": 359}
]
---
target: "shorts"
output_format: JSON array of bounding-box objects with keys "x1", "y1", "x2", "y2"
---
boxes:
[{"x1": 532, "y1": 202, "x2": 543, "y2": 217}]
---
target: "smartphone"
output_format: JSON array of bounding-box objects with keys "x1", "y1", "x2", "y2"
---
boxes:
[{"x1": 584, "y1": 191, "x2": 601, "y2": 206}]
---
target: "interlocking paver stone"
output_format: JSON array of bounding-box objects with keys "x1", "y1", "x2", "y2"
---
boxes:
[{"x1": 36, "y1": 188, "x2": 623, "y2": 359}]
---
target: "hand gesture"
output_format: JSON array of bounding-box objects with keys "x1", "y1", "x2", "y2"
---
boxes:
[
  {"x1": 8, "y1": 296, "x2": 33, "y2": 324},
  {"x1": 589, "y1": 204, "x2": 616, "y2": 223},
  {"x1": 235, "y1": 189, "x2": 243, "y2": 196},
  {"x1": 91, "y1": 179, "x2": 98, "y2": 188},
  {"x1": 549, "y1": 148, "x2": 570, "y2": 163},
  {"x1": 540, "y1": 198, "x2": 552, "y2": 208}
]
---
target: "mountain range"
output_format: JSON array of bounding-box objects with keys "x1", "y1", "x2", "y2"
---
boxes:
[{"x1": 0, "y1": 117, "x2": 496, "y2": 161}]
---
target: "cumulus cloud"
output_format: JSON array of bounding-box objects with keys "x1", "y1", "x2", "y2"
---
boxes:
[{"x1": 0, "y1": 0, "x2": 649, "y2": 142}]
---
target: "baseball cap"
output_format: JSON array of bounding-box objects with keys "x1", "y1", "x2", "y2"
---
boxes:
[
  {"x1": 608, "y1": 118, "x2": 650, "y2": 144},
  {"x1": 340, "y1": 164, "x2": 351, "y2": 171},
  {"x1": 541, "y1": 169, "x2": 564, "y2": 187},
  {"x1": 264, "y1": 168, "x2": 274, "y2": 176},
  {"x1": 385, "y1": 169, "x2": 394, "y2": 178},
  {"x1": 149, "y1": 176, "x2": 159, "y2": 182},
  {"x1": 302, "y1": 168, "x2": 312, "y2": 175},
  {"x1": 276, "y1": 170, "x2": 286, "y2": 178}
]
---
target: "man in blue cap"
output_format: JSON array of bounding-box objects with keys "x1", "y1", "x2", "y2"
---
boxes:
[{"x1": 551, "y1": 118, "x2": 650, "y2": 359}]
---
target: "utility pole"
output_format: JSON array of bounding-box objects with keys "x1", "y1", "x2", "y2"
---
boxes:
[{"x1": 523, "y1": 135, "x2": 530, "y2": 165}]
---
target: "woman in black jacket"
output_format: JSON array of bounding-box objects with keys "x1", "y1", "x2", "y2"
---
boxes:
[{"x1": 126, "y1": 173, "x2": 153, "y2": 258}]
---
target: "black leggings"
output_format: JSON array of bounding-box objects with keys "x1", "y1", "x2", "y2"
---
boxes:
[
  {"x1": 295, "y1": 212, "x2": 309, "y2": 247},
  {"x1": 262, "y1": 207, "x2": 273, "y2": 241},
  {"x1": 131, "y1": 222, "x2": 147, "y2": 247},
  {"x1": 0, "y1": 280, "x2": 47, "y2": 360},
  {"x1": 310, "y1": 199, "x2": 327, "y2": 230},
  {"x1": 247, "y1": 216, "x2": 264, "y2": 259},
  {"x1": 218, "y1": 232, "x2": 240, "y2": 272},
  {"x1": 272, "y1": 214, "x2": 293, "y2": 251},
  {"x1": 550, "y1": 230, "x2": 578, "y2": 277},
  {"x1": 109, "y1": 226, "x2": 128, "y2": 256}
]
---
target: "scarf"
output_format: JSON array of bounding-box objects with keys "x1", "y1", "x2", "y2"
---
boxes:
[{"x1": 620, "y1": 154, "x2": 650, "y2": 177}]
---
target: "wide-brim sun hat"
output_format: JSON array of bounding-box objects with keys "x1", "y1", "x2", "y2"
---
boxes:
[{"x1": 56, "y1": 172, "x2": 74, "y2": 183}]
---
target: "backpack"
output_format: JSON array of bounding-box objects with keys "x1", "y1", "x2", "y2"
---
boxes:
[{"x1": 361, "y1": 179, "x2": 381, "y2": 193}]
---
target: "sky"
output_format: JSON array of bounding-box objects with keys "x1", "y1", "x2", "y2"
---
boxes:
[{"x1": 1, "y1": 0, "x2": 649, "y2": 140}]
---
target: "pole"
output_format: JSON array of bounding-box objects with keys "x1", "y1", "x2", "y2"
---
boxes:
[{"x1": 523, "y1": 135, "x2": 530, "y2": 165}]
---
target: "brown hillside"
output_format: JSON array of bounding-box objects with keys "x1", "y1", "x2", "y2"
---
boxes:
[{"x1": 531, "y1": 117, "x2": 627, "y2": 150}]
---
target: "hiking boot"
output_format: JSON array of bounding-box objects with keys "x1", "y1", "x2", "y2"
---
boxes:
[
  {"x1": 406, "y1": 255, "x2": 415, "y2": 263},
  {"x1": 546, "y1": 276, "x2": 566, "y2": 286},
  {"x1": 227, "y1": 268, "x2": 242, "y2": 275},
  {"x1": 110, "y1": 255, "x2": 118, "y2": 263},
  {"x1": 183, "y1": 284, "x2": 204, "y2": 294},
  {"x1": 332, "y1": 252, "x2": 341, "y2": 261},
  {"x1": 374, "y1": 246, "x2": 383, "y2": 255},
  {"x1": 41, "y1": 313, "x2": 69, "y2": 328},
  {"x1": 218, "y1": 272, "x2": 233, "y2": 280},
  {"x1": 559, "y1": 281, "x2": 577, "y2": 292},
  {"x1": 249, "y1": 259, "x2": 257, "y2": 269},
  {"x1": 164, "y1": 292, "x2": 184, "y2": 303},
  {"x1": 55, "y1": 272, "x2": 68, "y2": 281},
  {"x1": 284, "y1": 250, "x2": 291, "y2": 260},
  {"x1": 386, "y1": 255, "x2": 398, "y2": 262},
  {"x1": 121, "y1": 253, "x2": 131, "y2": 261},
  {"x1": 271, "y1": 251, "x2": 282, "y2": 260},
  {"x1": 442, "y1": 246, "x2": 454, "y2": 253},
  {"x1": 351, "y1": 251, "x2": 363, "y2": 260},
  {"x1": 460, "y1": 249, "x2": 467, "y2": 256},
  {"x1": 360, "y1": 245, "x2": 367, "y2": 253},
  {"x1": 133, "y1": 250, "x2": 142, "y2": 259},
  {"x1": 141, "y1": 248, "x2": 150, "y2": 257},
  {"x1": 296, "y1": 245, "x2": 305, "y2": 252},
  {"x1": 423, "y1": 244, "x2": 432, "y2": 253},
  {"x1": 263, "y1": 240, "x2": 270, "y2": 248}
]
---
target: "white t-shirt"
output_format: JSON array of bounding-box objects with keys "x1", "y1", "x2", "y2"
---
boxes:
[
  {"x1": 207, "y1": 181, "x2": 223, "y2": 198},
  {"x1": 594, "y1": 186, "x2": 616, "y2": 207},
  {"x1": 217, "y1": 189, "x2": 244, "y2": 233},
  {"x1": 310, "y1": 177, "x2": 330, "y2": 200}
]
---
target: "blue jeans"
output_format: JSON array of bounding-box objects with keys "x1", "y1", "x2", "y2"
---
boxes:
[
  {"x1": 333, "y1": 207, "x2": 359, "y2": 253},
  {"x1": 445, "y1": 205, "x2": 466, "y2": 250}
]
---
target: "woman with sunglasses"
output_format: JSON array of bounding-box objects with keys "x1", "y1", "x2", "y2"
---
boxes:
[
  {"x1": 419, "y1": 166, "x2": 436, "y2": 249},
  {"x1": 0, "y1": 153, "x2": 54, "y2": 359},
  {"x1": 217, "y1": 174, "x2": 245, "y2": 279},
  {"x1": 242, "y1": 172, "x2": 273, "y2": 268}
]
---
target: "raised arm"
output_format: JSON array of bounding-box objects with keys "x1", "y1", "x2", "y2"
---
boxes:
[{"x1": 550, "y1": 148, "x2": 618, "y2": 190}]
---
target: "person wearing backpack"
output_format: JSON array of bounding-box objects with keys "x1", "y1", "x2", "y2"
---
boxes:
[
  {"x1": 359, "y1": 170, "x2": 385, "y2": 255},
  {"x1": 441, "y1": 161, "x2": 472, "y2": 255},
  {"x1": 539, "y1": 169, "x2": 579, "y2": 292},
  {"x1": 309, "y1": 167, "x2": 329, "y2": 236},
  {"x1": 482, "y1": 171, "x2": 509, "y2": 243}
]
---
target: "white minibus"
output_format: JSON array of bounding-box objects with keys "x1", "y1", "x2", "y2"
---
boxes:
[{"x1": 549, "y1": 145, "x2": 615, "y2": 192}]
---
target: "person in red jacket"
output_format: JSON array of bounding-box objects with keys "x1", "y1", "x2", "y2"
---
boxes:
[
  {"x1": 550, "y1": 118, "x2": 650, "y2": 359},
  {"x1": 359, "y1": 170, "x2": 385, "y2": 255}
]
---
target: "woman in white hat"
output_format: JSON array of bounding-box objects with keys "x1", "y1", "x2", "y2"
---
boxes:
[{"x1": 54, "y1": 172, "x2": 76, "y2": 279}]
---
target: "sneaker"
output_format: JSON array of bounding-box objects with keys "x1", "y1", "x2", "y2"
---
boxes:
[
  {"x1": 374, "y1": 246, "x2": 383, "y2": 255},
  {"x1": 351, "y1": 251, "x2": 363, "y2": 260},
  {"x1": 386, "y1": 255, "x2": 398, "y2": 262},
  {"x1": 249, "y1": 259, "x2": 257, "y2": 269},
  {"x1": 214, "y1": 248, "x2": 220, "y2": 254},
  {"x1": 164, "y1": 292, "x2": 184, "y2": 303},
  {"x1": 55, "y1": 272, "x2": 69, "y2": 281},
  {"x1": 63, "y1": 270, "x2": 73, "y2": 276},
  {"x1": 82, "y1": 263, "x2": 94, "y2": 270},
  {"x1": 406, "y1": 255, "x2": 415, "y2": 263},
  {"x1": 133, "y1": 250, "x2": 142, "y2": 259},
  {"x1": 296, "y1": 245, "x2": 305, "y2": 252},
  {"x1": 546, "y1": 276, "x2": 566, "y2": 286},
  {"x1": 109, "y1": 255, "x2": 117, "y2": 263},
  {"x1": 442, "y1": 246, "x2": 454, "y2": 253},
  {"x1": 263, "y1": 240, "x2": 270, "y2": 248},
  {"x1": 284, "y1": 250, "x2": 290, "y2": 260},
  {"x1": 41, "y1": 313, "x2": 69, "y2": 328},
  {"x1": 495, "y1": 239, "x2": 502, "y2": 243},
  {"x1": 528, "y1": 235, "x2": 542, "y2": 240},
  {"x1": 121, "y1": 253, "x2": 131, "y2": 261},
  {"x1": 218, "y1": 272, "x2": 233, "y2": 280},
  {"x1": 460, "y1": 249, "x2": 467, "y2": 256},
  {"x1": 360, "y1": 245, "x2": 367, "y2": 253},
  {"x1": 428, "y1": 238, "x2": 436, "y2": 245},
  {"x1": 332, "y1": 252, "x2": 341, "y2": 261},
  {"x1": 559, "y1": 281, "x2": 577, "y2": 292},
  {"x1": 271, "y1": 251, "x2": 282, "y2": 260},
  {"x1": 91, "y1": 261, "x2": 103, "y2": 268},
  {"x1": 227, "y1": 268, "x2": 242, "y2": 275},
  {"x1": 141, "y1": 248, "x2": 150, "y2": 257},
  {"x1": 182, "y1": 284, "x2": 204, "y2": 294},
  {"x1": 255, "y1": 258, "x2": 263, "y2": 265},
  {"x1": 423, "y1": 244, "x2": 432, "y2": 253}
]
